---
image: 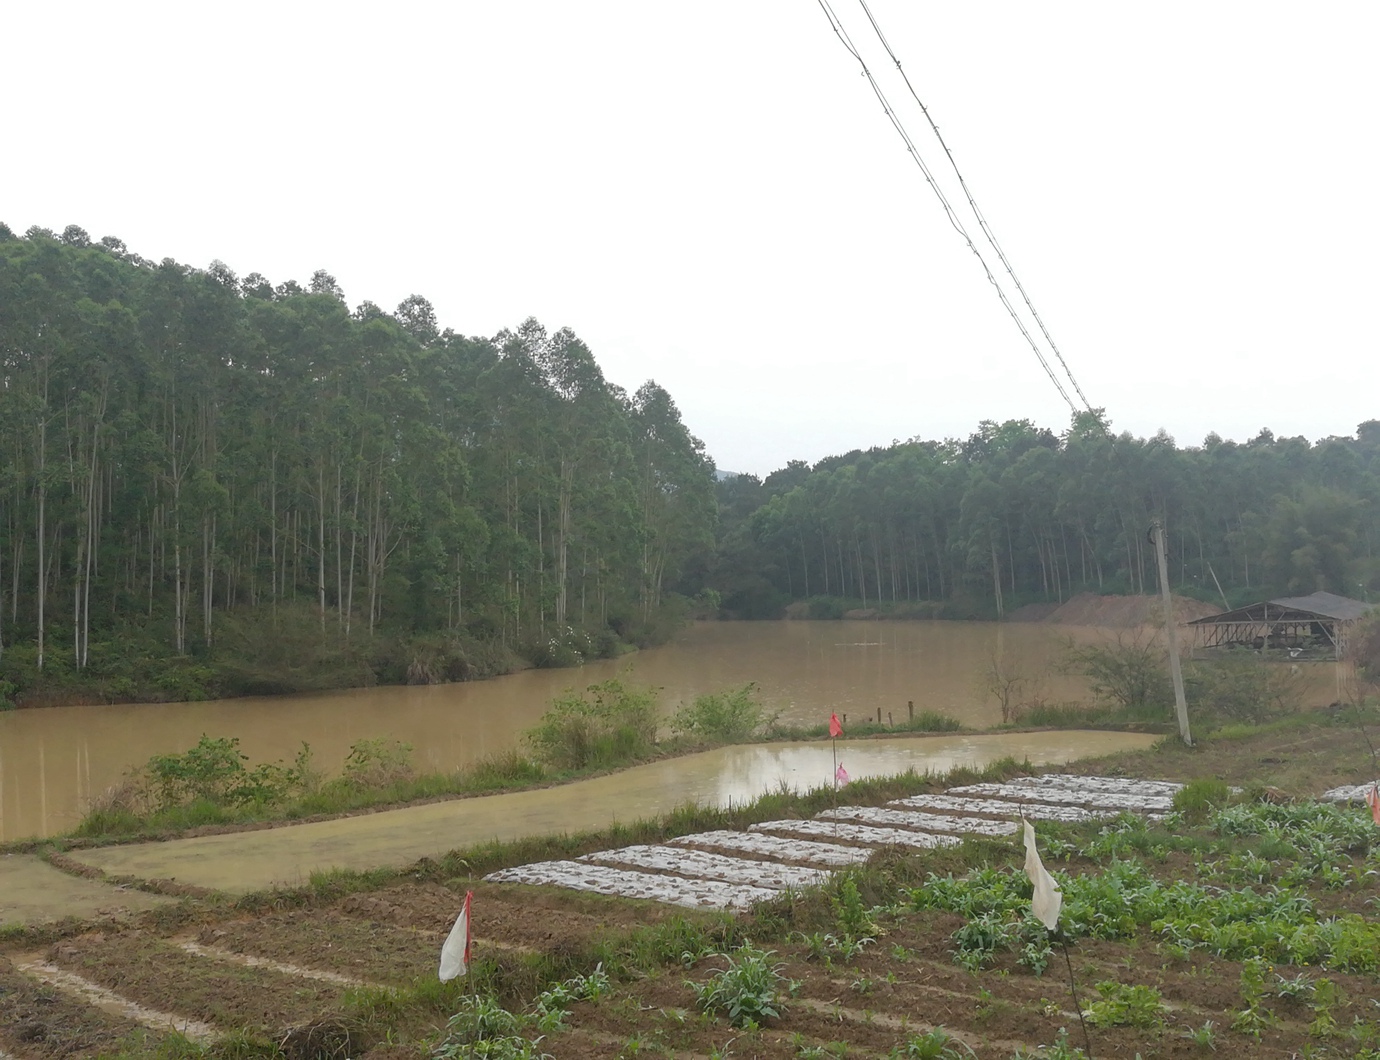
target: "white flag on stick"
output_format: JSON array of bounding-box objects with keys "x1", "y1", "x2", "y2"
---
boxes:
[
  {"x1": 1022, "y1": 819, "x2": 1062, "y2": 931},
  {"x1": 439, "y1": 890, "x2": 473, "y2": 981}
]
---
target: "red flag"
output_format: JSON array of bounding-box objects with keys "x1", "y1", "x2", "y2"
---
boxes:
[
  {"x1": 439, "y1": 890, "x2": 473, "y2": 981},
  {"x1": 829, "y1": 712, "x2": 843, "y2": 738},
  {"x1": 1366, "y1": 784, "x2": 1380, "y2": 827},
  {"x1": 835, "y1": 762, "x2": 849, "y2": 786}
]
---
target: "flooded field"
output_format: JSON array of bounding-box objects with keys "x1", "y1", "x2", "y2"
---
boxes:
[{"x1": 0, "y1": 620, "x2": 1350, "y2": 840}]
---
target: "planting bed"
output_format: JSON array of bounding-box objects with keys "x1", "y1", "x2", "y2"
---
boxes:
[
  {"x1": 667, "y1": 830, "x2": 873, "y2": 867},
  {"x1": 750, "y1": 818, "x2": 963, "y2": 848}
]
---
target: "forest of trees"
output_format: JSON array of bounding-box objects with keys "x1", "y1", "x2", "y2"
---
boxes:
[
  {"x1": 0, "y1": 225, "x2": 716, "y2": 702},
  {"x1": 712, "y1": 416, "x2": 1380, "y2": 620},
  {"x1": 3, "y1": 223, "x2": 1378, "y2": 705}
]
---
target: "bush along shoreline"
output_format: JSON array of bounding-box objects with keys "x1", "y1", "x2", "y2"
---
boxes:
[{"x1": 0, "y1": 599, "x2": 686, "y2": 711}]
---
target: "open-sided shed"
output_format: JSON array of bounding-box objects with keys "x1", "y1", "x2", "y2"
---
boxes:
[{"x1": 1188, "y1": 591, "x2": 1374, "y2": 660}]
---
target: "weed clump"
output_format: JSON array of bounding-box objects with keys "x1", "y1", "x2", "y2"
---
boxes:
[
  {"x1": 671, "y1": 683, "x2": 777, "y2": 742},
  {"x1": 524, "y1": 678, "x2": 658, "y2": 770},
  {"x1": 1171, "y1": 776, "x2": 1232, "y2": 822}
]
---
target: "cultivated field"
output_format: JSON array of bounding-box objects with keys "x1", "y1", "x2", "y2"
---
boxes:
[{"x1": 4, "y1": 716, "x2": 1380, "y2": 1060}]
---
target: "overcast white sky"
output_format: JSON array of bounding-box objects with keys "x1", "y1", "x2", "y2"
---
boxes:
[{"x1": 5, "y1": 2, "x2": 1377, "y2": 476}]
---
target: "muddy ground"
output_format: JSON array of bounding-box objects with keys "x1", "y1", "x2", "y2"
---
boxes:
[{"x1": 3, "y1": 716, "x2": 1379, "y2": 1059}]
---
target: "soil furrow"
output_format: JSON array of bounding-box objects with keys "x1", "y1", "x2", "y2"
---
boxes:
[
  {"x1": 44, "y1": 934, "x2": 350, "y2": 1031},
  {"x1": 12, "y1": 956, "x2": 218, "y2": 1044},
  {"x1": 178, "y1": 938, "x2": 376, "y2": 988}
]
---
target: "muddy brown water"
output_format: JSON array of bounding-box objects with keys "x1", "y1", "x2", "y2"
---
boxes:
[{"x1": 0, "y1": 620, "x2": 1350, "y2": 841}]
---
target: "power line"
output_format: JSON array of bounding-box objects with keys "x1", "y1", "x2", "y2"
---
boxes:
[
  {"x1": 812, "y1": 0, "x2": 1080, "y2": 417},
  {"x1": 854, "y1": 0, "x2": 1097, "y2": 415}
]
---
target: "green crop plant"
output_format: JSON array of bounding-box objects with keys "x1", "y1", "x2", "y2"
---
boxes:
[
  {"x1": 887, "y1": 1027, "x2": 976, "y2": 1059},
  {"x1": 1308, "y1": 977, "x2": 1338, "y2": 1038},
  {"x1": 1082, "y1": 981, "x2": 1166, "y2": 1029},
  {"x1": 1009, "y1": 1029, "x2": 1089, "y2": 1059},
  {"x1": 1231, "y1": 958, "x2": 1273, "y2": 1039},
  {"x1": 831, "y1": 874, "x2": 879, "y2": 940},
  {"x1": 432, "y1": 996, "x2": 554, "y2": 1060},
  {"x1": 1018, "y1": 938, "x2": 1052, "y2": 976},
  {"x1": 1272, "y1": 971, "x2": 1316, "y2": 1002},
  {"x1": 950, "y1": 911, "x2": 1013, "y2": 970},
  {"x1": 796, "y1": 931, "x2": 874, "y2": 964},
  {"x1": 690, "y1": 943, "x2": 789, "y2": 1028},
  {"x1": 1183, "y1": 1019, "x2": 1217, "y2": 1050}
]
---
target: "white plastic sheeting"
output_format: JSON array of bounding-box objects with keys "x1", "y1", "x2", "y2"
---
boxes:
[
  {"x1": 579, "y1": 845, "x2": 828, "y2": 891},
  {"x1": 816, "y1": 806, "x2": 1017, "y2": 836},
  {"x1": 482, "y1": 772, "x2": 1188, "y2": 910},
  {"x1": 485, "y1": 860, "x2": 776, "y2": 909},
  {"x1": 749, "y1": 819, "x2": 962, "y2": 849},
  {"x1": 1006, "y1": 774, "x2": 1183, "y2": 797},
  {"x1": 667, "y1": 830, "x2": 872, "y2": 867},
  {"x1": 890, "y1": 793, "x2": 1110, "y2": 823},
  {"x1": 945, "y1": 783, "x2": 1174, "y2": 812},
  {"x1": 1320, "y1": 780, "x2": 1380, "y2": 803}
]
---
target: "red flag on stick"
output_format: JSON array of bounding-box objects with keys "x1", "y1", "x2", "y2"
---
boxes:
[
  {"x1": 835, "y1": 763, "x2": 850, "y2": 786},
  {"x1": 1366, "y1": 784, "x2": 1380, "y2": 827},
  {"x1": 439, "y1": 890, "x2": 473, "y2": 981},
  {"x1": 829, "y1": 712, "x2": 843, "y2": 738}
]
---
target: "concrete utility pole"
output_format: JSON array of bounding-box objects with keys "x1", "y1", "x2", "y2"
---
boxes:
[{"x1": 1152, "y1": 519, "x2": 1192, "y2": 746}]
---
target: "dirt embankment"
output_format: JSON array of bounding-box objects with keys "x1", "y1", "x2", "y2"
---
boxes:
[{"x1": 1005, "y1": 591, "x2": 1221, "y2": 627}]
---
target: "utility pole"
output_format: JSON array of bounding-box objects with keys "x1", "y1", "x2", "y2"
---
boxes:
[{"x1": 1152, "y1": 519, "x2": 1192, "y2": 746}]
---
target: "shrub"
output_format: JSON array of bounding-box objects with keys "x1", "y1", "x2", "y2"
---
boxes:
[
  {"x1": 145, "y1": 736, "x2": 314, "y2": 810},
  {"x1": 1184, "y1": 656, "x2": 1304, "y2": 723},
  {"x1": 1353, "y1": 613, "x2": 1380, "y2": 689},
  {"x1": 524, "y1": 678, "x2": 659, "y2": 770},
  {"x1": 1060, "y1": 633, "x2": 1173, "y2": 716},
  {"x1": 671, "y1": 684, "x2": 777, "y2": 742},
  {"x1": 527, "y1": 625, "x2": 596, "y2": 669}
]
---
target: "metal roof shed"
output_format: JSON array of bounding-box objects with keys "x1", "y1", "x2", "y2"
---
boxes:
[{"x1": 1188, "y1": 591, "x2": 1375, "y2": 660}]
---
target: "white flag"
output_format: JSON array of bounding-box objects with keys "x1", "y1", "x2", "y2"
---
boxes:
[
  {"x1": 1022, "y1": 819, "x2": 1062, "y2": 931},
  {"x1": 439, "y1": 890, "x2": 473, "y2": 981}
]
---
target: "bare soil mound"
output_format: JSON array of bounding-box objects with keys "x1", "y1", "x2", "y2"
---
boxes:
[
  {"x1": 1008, "y1": 591, "x2": 1220, "y2": 627},
  {"x1": 1002, "y1": 601, "x2": 1061, "y2": 622}
]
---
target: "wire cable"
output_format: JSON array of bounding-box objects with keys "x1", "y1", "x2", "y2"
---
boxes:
[
  {"x1": 855, "y1": 0, "x2": 1098, "y2": 415},
  {"x1": 813, "y1": 0, "x2": 1079, "y2": 415}
]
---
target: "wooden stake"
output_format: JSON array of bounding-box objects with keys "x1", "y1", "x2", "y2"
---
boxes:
[{"x1": 1058, "y1": 932, "x2": 1094, "y2": 1058}]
